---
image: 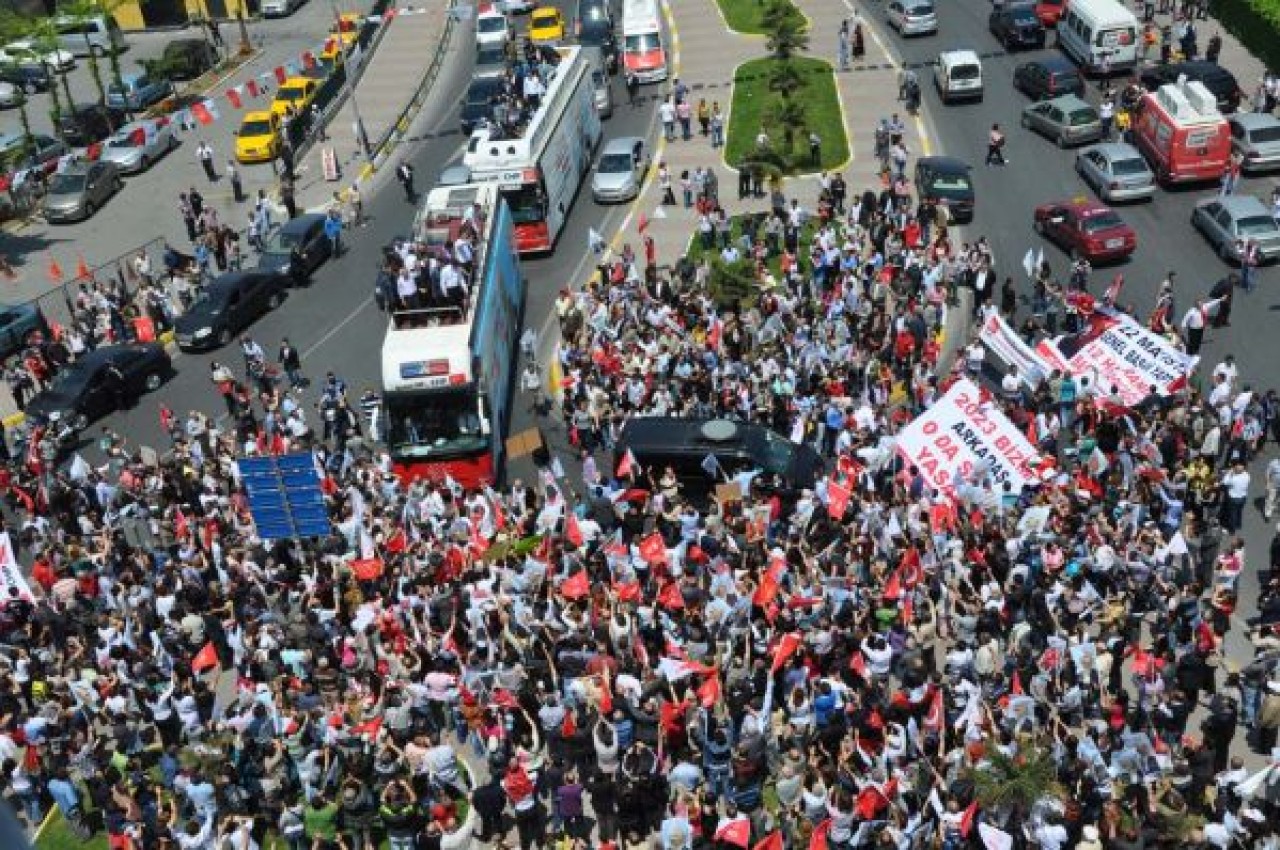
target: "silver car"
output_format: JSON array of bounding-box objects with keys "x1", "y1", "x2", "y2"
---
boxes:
[
  {"x1": 1191, "y1": 195, "x2": 1280, "y2": 264},
  {"x1": 1228, "y1": 112, "x2": 1280, "y2": 173},
  {"x1": 261, "y1": 0, "x2": 303, "y2": 16},
  {"x1": 42, "y1": 160, "x2": 122, "y2": 223},
  {"x1": 887, "y1": 0, "x2": 937, "y2": 35},
  {"x1": 99, "y1": 119, "x2": 177, "y2": 174},
  {"x1": 1074, "y1": 142, "x2": 1155, "y2": 203},
  {"x1": 1021, "y1": 94, "x2": 1103, "y2": 148},
  {"x1": 592, "y1": 136, "x2": 647, "y2": 203}
]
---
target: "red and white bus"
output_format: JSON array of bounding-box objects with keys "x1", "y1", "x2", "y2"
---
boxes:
[
  {"x1": 461, "y1": 46, "x2": 602, "y2": 254},
  {"x1": 621, "y1": 0, "x2": 667, "y2": 83}
]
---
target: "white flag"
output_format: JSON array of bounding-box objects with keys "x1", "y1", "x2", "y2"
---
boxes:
[
  {"x1": 651, "y1": 205, "x2": 667, "y2": 219},
  {"x1": 1167, "y1": 531, "x2": 1189, "y2": 556},
  {"x1": 1022, "y1": 248, "x2": 1036, "y2": 278},
  {"x1": 978, "y1": 823, "x2": 1013, "y2": 850},
  {"x1": 587, "y1": 226, "x2": 605, "y2": 253}
]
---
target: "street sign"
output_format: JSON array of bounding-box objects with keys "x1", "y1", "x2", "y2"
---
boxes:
[{"x1": 239, "y1": 453, "x2": 332, "y2": 541}]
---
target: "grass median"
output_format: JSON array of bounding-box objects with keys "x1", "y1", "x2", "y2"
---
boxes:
[
  {"x1": 725, "y1": 56, "x2": 849, "y2": 176},
  {"x1": 714, "y1": 0, "x2": 772, "y2": 32}
]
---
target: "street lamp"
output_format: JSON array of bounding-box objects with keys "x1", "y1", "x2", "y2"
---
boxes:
[{"x1": 330, "y1": 0, "x2": 370, "y2": 161}]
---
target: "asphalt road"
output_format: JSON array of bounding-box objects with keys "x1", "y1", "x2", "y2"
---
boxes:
[{"x1": 71, "y1": 3, "x2": 658, "y2": 465}]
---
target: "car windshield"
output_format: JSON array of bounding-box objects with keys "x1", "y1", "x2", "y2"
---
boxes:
[
  {"x1": 928, "y1": 173, "x2": 971, "y2": 196},
  {"x1": 599, "y1": 152, "x2": 633, "y2": 173},
  {"x1": 277, "y1": 85, "x2": 308, "y2": 102},
  {"x1": 580, "y1": 19, "x2": 612, "y2": 42},
  {"x1": 1051, "y1": 71, "x2": 1080, "y2": 86},
  {"x1": 1069, "y1": 108, "x2": 1097, "y2": 125},
  {"x1": 476, "y1": 46, "x2": 506, "y2": 66},
  {"x1": 48, "y1": 172, "x2": 86, "y2": 193},
  {"x1": 906, "y1": 3, "x2": 933, "y2": 14},
  {"x1": 1012, "y1": 9, "x2": 1038, "y2": 23},
  {"x1": 1110, "y1": 157, "x2": 1148, "y2": 176},
  {"x1": 478, "y1": 16, "x2": 506, "y2": 32},
  {"x1": 1249, "y1": 125, "x2": 1280, "y2": 143},
  {"x1": 1236, "y1": 215, "x2": 1278, "y2": 237},
  {"x1": 1082, "y1": 211, "x2": 1124, "y2": 232},
  {"x1": 504, "y1": 184, "x2": 544, "y2": 224},
  {"x1": 951, "y1": 65, "x2": 979, "y2": 80},
  {"x1": 386, "y1": 389, "x2": 486, "y2": 458},
  {"x1": 263, "y1": 229, "x2": 303, "y2": 252},
  {"x1": 625, "y1": 33, "x2": 660, "y2": 52},
  {"x1": 240, "y1": 119, "x2": 274, "y2": 136}
]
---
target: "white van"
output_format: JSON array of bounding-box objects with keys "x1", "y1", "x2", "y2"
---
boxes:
[
  {"x1": 53, "y1": 15, "x2": 126, "y2": 58},
  {"x1": 1056, "y1": 0, "x2": 1139, "y2": 74},
  {"x1": 934, "y1": 49, "x2": 983, "y2": 104},
  {"x1": 475, "y1": 4, "x2": 510, "y2": 50}
]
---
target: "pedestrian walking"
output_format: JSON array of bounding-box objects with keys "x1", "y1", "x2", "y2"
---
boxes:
[
  {"x1": 659, "y1": 98, "x2": 676, "y2": 141},
  {"x1": 696, "y1": 98, "x2": 710, "y2": 135},
  {"x1": 838, "y1": 21, "x2": 851, "y2": 70},
  {"x1": 710, "y1": 103, "x2": 724, "y2": 148},
  {"x1": 279, "y1": 338, "x2": 306, "y2": 390},
  {"x1": 986, "y1": 123, "x2": 1007, "y2": 165},
  {"x1": 347, "y1": 184, "x2": 364, "y2": 227},
  {"x1": 809, "y1": 131, "x2": 822, "y2": 166},
  {"x1": 397, "y1": 161, "x2": 416, "y2": 202},
  {"x1": 246, "y1": 211, "x2": 264, "y2": 252},
  {"x1": 279, "y1": 177, "x2": 297, "y2": 220},
  {"x1": 676, "y1": 98, "x2": 692, "y2": 140},
  {"x1": 626, "y1": 71, "x2": 640, "y2": 107},
  {"x1": 324, "y1": 207, "x2": 344, "y2": 257},
  {"x1": 179, "y1": 193, "x2": 197, "y2": 242},
  {"x1": 226, "y1": 160, "x2": 244, "y2": 202},
  {"x1": 658, "y1": 161, "x2": 675, "y2": 205},
  {"x1": 196, "y1": 141, "x2": 217, "y2": 181}
]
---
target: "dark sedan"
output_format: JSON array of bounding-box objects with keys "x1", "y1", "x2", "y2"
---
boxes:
[
  {"x1": 173, "y1": 270, "x2": 288, "y2": 350},
  {"x1": 25, "y1": 343, "x2": 172, "y2": 431},
  {"x1": 460, "y1": 77, "x2": 506, "y2": 135},
  {"x1": 1013, "y1": 56, "x2": 1085, "y2": 100},
  {"x1": 0, "y1": 63, "x2": 51, "y2": 93},
  {"x1": 1140, "y1": 61, "x2": 1242, "y2": 113},
  {"x1": 57, "y1": 103, "x2": 126, "y2": 147},
  {"x1": 989, "y1": 6, "x2": 1046, "y2": 50},
  {"x1": 0, "y1": 302, "x2": 47, "y2": 359},
  {"x1": 257, "y1": 213, "x2": 333, "y2": 281},
  {"x1": 914, "y1": 155, "x2": 975, "y2": 222}
]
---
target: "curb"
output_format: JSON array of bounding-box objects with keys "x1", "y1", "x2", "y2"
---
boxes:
[{"x1": 1, "y1": 329, "x2": 176, "y2": 431}]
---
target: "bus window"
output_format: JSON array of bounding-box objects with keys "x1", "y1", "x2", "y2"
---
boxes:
[
  {"x1": 386, "y1": 389, "x2": 487, "y2": 458},
  {"x1": 502, "y1": 184, "x2": 546, "y2": 224}
]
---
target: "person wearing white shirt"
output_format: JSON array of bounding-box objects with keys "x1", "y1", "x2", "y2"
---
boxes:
[{"x1": 1222, "y1": 463, "x2": 1251, "y2": 532}]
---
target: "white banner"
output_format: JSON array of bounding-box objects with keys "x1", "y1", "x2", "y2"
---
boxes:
[
  {"x1": 978, "y1": 309, "x2": 1049, "y2": 387},
  {"x1": 897, "y1": 378, "x2": 1041, "y2": 494},
  {"x1": 0, "y1": 532, "x2": 33, "y2": 601},
  {"x1": 1035, "y1": 310, "x2": 1195, "y2": 406}
]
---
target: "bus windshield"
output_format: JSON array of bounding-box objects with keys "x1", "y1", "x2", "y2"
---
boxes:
[
  {"x1": 386, "y1": 389, "x2": 488, "y2": 459},
  {"x1": 503, "y1": 185, "x2": 546, "y2": 225},
  {"x1": 624, "y1": 33, "x2": 661, "y2": 53}
]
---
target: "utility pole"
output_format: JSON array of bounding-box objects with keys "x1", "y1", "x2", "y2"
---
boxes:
[
  {"x1": 329, "y1": 0, "x2": 370, "y2": 161},
  {"x1": 237, "y1": 8, "x2": 252, "y2": 56}
]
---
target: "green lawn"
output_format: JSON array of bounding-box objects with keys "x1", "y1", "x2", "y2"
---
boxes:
[
  {"x1": 725, "y1": 57, "x2": 849, "y2": 175},
  {"x1": 36, "y1": 811, "x2": 106, "y2": 850},
  {"x1": 714, "y1": 0, "x2": 774, "y2": 33}
]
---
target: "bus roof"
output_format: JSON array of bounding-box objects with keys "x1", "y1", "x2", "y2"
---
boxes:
[
  {"x1": 1146, "y1": 79, "x2": 1224, "y2": 127},
  {"x1": 622, "y1": 0, "x2": 662, "y2": 28},
  {"x1": 461, "y1": 45, "x2": 586, "y2": 174},
  {"x1": 381, "y1": 183, "x2": 501, "y2": 392}
]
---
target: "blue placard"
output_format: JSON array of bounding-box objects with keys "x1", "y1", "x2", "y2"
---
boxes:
[{"x1": 238, "y1": 453, "x2": 333, "y2": 541}]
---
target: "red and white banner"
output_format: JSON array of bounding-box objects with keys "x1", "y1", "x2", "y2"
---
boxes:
[
  {"x1": 1035, "y1": 309, "x2": 1195, "y2": 406},
  {"x1": 896, "y1": 379, "x2": 1041, "y2": 494},
  {"x1": 0, "y1": 532, "x2": 34, "y2": 601},
  {"x1": 978, "y1": 310, "x2": 1048, "y2": 387}
]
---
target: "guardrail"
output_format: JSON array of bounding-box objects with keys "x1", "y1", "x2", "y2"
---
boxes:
[{"x1": 368, "y1": 0, "x2": 460, "y2": 170}]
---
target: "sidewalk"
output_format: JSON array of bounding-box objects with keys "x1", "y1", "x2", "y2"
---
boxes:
[{"x1": 291, "y1": 0, "x2": 452, "y2": 210}]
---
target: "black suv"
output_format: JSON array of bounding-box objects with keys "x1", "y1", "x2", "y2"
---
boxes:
[
  {"x1": 1140, "y1": 61, "x2": 1242, "y2": 112},
  {"x1": 57, "y1": 103, "x2": 126, "y2": 147},
  {"x1": 988, "y1": 5, "x2": 1046, "y2": 51}
]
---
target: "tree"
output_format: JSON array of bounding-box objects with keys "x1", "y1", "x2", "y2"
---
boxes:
[
  {"x1": 58, "y1": 0, "x2": 130, "y2": 104},
  {"x1": 763, "y1": 96, "x2": 807, "y2": 152},
  {"x1": 968, "y1": 745, "x2": 1065, "y2": 833},
  {"x1": 708, "y1": 258, "x2": 759, "y2": 308},
  {"x1": 25, "y1": 19, "x2": 75, "y2": 110},
  {"x1": 761, "y1": 3, "x2": 808, "y2": 60},
  {"x1": 766, "y1": 60, "x2": 802, "y2": 100}
]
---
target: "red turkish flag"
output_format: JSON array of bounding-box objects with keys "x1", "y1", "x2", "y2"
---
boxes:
[
  {"x1": 639, "y1": 532, "x2": 667, "y2": 565},
  {"x1": 714, "y1": 819, "x2": 750, "y2": 849},
  {"x1": 827, "y1": 477, "x2": 851, "y2": 519},
  {"x1": 809, "y1": 819, "x2": 832, "y2": 850},
  {"x1": 273, "y1": 65, "x2": 288, "y2": 85},
  {"x1": 616, "y1": 448, "x2": 637, "y2": 479},
  {"x1": 854, "y1": 779, "x2": 896, "y2": 820},
  {"x1": 351, "y1": 716, "x2": 382, "y2": 737},
  {"x1": 1039, "y1": 647, "x2": 1061, "y2": 671},
  {"x1": 491, "y1": 689, "x2": 520, "y2": 710},
  {"x1": 924, "y1": 687, "x2": 943, "y2": 731},
  {"x1": 560, "y1": 571, "x2": 590, "y2": 600},
  {"x1": 753, "y1": 831, "x2": 783, "y2": 850},
  {"x1": 225, "y1": 87, "x2": 242, "y2": 109},
  {"x1": 697, "y1": 672, "x2": 721, "y2": 709},
  {"x1": 882, "y1": 570, "x2": 902, "y2": 601},
  {"x1": 770, "y1": 632, "x2": 803, "y2": 673},
  {"x1": 960, "y1": 801, "x2": 979, "y2": 837},
  {"x1": 902, "y1": 594, "x2": 914, "y2": 625},
  {"x1": 190, "y1": 101, "x2": 215, "y2": 126},
  {"x1": 191, "y1": 641, "x2": 218, "y2": 673},
  {"x1": 504, "y1": 763, "x2": 535, "y2": 802},
  {"x1": 849, "y1": 651, "x2": 868, "y2": 681},
  {"x1": 1011, "y1": 670, "x2": 1024, "y2": 695},
  {"x1": 564, "y1": 512, "x2": 584, "y2": 547},
  {"x1": 350, "y1": 558, "x2": 383, "y2": 581},
  {"x1": 752, "y1": 570, "x2": 779, "y2": 607},
  {"x1": 657, "y1": 582, "x2": 685, "y2": 610},
  {"x1": 613, "y1": 580, "x2": 642, "y2": 602},
  {"x1": 899, "y1": 547, "x2": 922, "y2": 588}
]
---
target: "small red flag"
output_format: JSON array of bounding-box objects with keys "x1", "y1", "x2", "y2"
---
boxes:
[
  {"x1": 225, "y1": 87, "x2": 242, "y2": 109},
  {"x1": 564, "y1": 512, "x2": 584, "y2": 548},
  {"x1": 752, "y1": 570, "x2": 779, "y2": 607},
  {"x1": 714, "y1": 819, "x2": 750, "y2": 849},
  {"x1": 613, "y1": 580, "x2": 642, "y2": 602},
  {"x1": 882, "y1": 570, "x2": 902, "y2": 600},
  {"x1": 273, "y1": 65, "x2": 288, "y2": 85},
  {"x1": 350, "y1": 558, "x2": 383, "y2": 581},
  {"x1": 616, "y1": 448, "x2": 637, "y2": 479},
  {"x1": 657, "y1": 582, "x2": 684, "y2": 610},
  {"x1": 960, "y1": 800, "x2": 979, "y2": 837},
  {"x1": 827, "y1": 477, "x2": 851, "y2": 519},
  {"x1": 697, "y1": 672, "x2": 721, "y2": 709},
  {"x1": 560, "y1": 571, "x2": 590, "y2": 599},
  {"x1": 561, "y1": 712, "x2": 577, "y2": 737},
  {"x1": 639, "y1": 532, "x2": 666, "y2": 566},
  {"x1": 637, "y1": 212, "x2": 649, "y2": 234},
  {"x1": 849, "y1": 651, "x2": 868, "y2": 680},
  {"x1": 753, "y1": 831, "x2": 783, "y2": 850},
  {"x1": 191, "y1": 641, "x2": 218, "y2": 673},
  {"x1": 924, "y1": 687, "x2": 943, "y2": 731},
  {"x1": 1011, "y1": 670, "x2": 1024, "y2": 695},
  {"x1": 770, "y1": 632, "x2": 803, "y2": 673},
  {"x1": 46, "y1": 254, "x2": 63, "y2": 282},
  {"x1": 491, "y1": 689, "x2": 520, "y2": 709},
  {"x1": 351, "y1": 716, "x2": 382, "y2": 737},
  {"x1": 190, "y1": 101, "x2": 215, "y2": 126},
  {"x1": 809, "y1": 819, "x2": 832, "y2": 850},
  {"x1": 75, "y1": 253, "x2": 90, "y2": 279}
]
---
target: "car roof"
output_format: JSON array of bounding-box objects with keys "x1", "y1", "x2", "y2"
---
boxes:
[
  {"x1": 1171, "y1": 60, "x2": 1233, "y2": 76},
  {"x1": 918, "y1": 155, "x2": 970, "y2": 172},
  {"x1": 278, "y1": 212, "x2": 327, "y2": 233},
  {"x1": 207, "y1": 270, "x2": 267, "y2": 293},
  {"x1": 1215, "y1": 195, "x2": 1269, "y2": 215},
  {"x1": 278, "y1": 76, "x2": 312, "y2": 88},
  {"x1": 1230, "y1": 112, "x2": 1280, "y2": 130},
  {"x1": 57, "y1": 162, "x2": 97, "y2": 175},
  {"x1": 1028, "y1": 55, "x2": 1077, "y2": 73},
  {"x1": 1043, "y1": 93, "x2": 1090, "y2": 108},
  {"x1": 1085, "y1": 141, "x2": 1144, "y2": 159},
  {"x1": 469, "y1": 76, "x2": 505, "y2": 92},
  {"x1": 242, "y1": 109, "x2": 275, "y2": 122},
  {"x1": 1049, "y1": 199, "x2": 1111, "y2": 214},
  {"x1": 532, "y1": 6, "x2": 558, "y2": 15},
  {"x1": 601, "y1": 136, "x2": 643, "y2": 154}
]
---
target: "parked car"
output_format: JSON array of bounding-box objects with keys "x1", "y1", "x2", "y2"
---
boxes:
[
  {"x1": 174, "y1": 270, "x2": 289, "y2": 350},
  {"x1": 99, "y1": 118, "x2": 177, "y2": 173},
  {"x1": 0, "y1": 303, "x2": 48, "y2": 359},
  {"x1": 0, "y1": 82, "x2": 22, "y2": 108},
  {"x1": 57, "y1": 103, "x2": 126, "y2": 146},
  {"x1": 1033, "y1": 0, "x2": 1066, "y2": 25},
  {"x1": 592, "y1": 136, "x2": 648, "y2": 203},
  {"x1": 474, "y1": 43, "x2": 509, "y2": 79},
  {"x1": 0, "y1": 63, "x2": 51, "y2": 93},
  {"x1": 148, "y1": 38, "x2": 216, "y2": 81},
  {"x1": 1191, "y1": 195, "x2": 1280, "y2": 264},
  {"x1": 235, "y1": 111, "x2": 282, "y2": 163},
  {"x1": 476, "y1": 4, "x2": 511, "y2": 48},
  {"x1": 460, "y1": 76, "x2": 506, "y2": 135},
  {"x1": 106, "y1": 71, "x2": 173, "y2": 111},
  {"x1": 989, "y1": 5, "x2": 1046, "y2": 50},
  {"x1": 1140, "y1": 61, "x2": 1241, "y2": 112},
  {"x1": 886, "y1": 0, "x2": 937, "y2": 36},
  {"x1": 0, "y1": 41, "x2": 75, "y2": 72},
  {"x1": 1022, "y1": 94, "x2": 1103, "y2": 147},
  {"x1": 1228, "y1": 113, "x2": 1280, "y2": 173},
  {"x1": 1012, "y1": 57, "x2": 1084, "y2": 100},
  {"x1": 0, "y1": 133, "x2": 67, "y2": 178},
  {"x1": 25, "y1": 343, "x2": 172, "y2": 432},
  {"x1": 42, "y1": 160, "x2": 122, "y2": 223},
  {"x1": 530, "y1": 7, "x2": 566, "y2": 43},
  {"x1": 914, "y1": 155, "x2": 975, "y2": 222},
  {"x1": 270, "y1": 76, "x2": 319, "y2": 119},
  {"x1": 257, "y1": 213, "x2": 333, "y2": 279},
  {"x1": 262, "y1": 0, "x2": 306, "y2": 17},
  {"x1": 1034, "y1": 199, "x2": 1137, "y2": 263},
  {"x1": 1074, "y1": 142, "x2": 1156, "y2": 202},
  {"x1": 496, "y1": 0, "x2": 536, "y2": 11}
]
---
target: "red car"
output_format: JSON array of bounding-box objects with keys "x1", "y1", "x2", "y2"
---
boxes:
[
  {"x1": 1033, "y1": 199, "x2": 1137, "y2": 263},
  {"x1": 1034, "y1": 0, "x2": 1066, "y2": 26}
]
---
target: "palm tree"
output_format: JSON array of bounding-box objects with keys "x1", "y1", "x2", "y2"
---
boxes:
[
  {"x1": 58, "y1": 0, "x2": 129, "y2": 101},
  {"x1": 763, "y1": 96, "x2": 807, "y2": 153},
  {"x1": 766, "y1": 60, "x2": 802, "y2": 100},
  {"x1": 968, "y1": 745, "x2": 1065, "y2": 834},
  {"x1": 760, "y1": 2, "x2": 808, "y2": 60},
  {"x1": 25, "y1": 19, "x2": 76, "y2": 111},
  {"x1": 708, "y1": 258, "x2": 758, "y2": 308}
]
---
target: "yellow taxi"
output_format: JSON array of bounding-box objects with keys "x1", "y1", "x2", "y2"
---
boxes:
[
  {"x1": 528, "y1": 7, "x2": 565, "y2": 43},
  {"x1": 235, "y1": 110, "x2": 281, "y2": 163},
  {"x1": 271, "y1": 76, "x2": 319, "y2": 119}
]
